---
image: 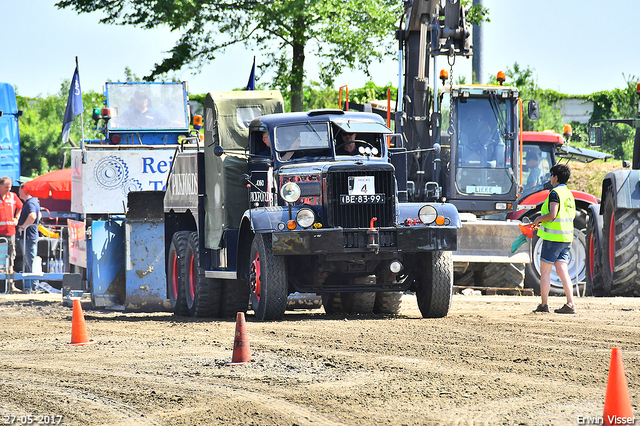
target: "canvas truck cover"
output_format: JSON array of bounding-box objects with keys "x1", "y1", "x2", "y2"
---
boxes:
[
  {"x1": 0, "y1": 83, "x2": 20, "y2": 182},
  {"x1": 203, "y1": 91, "x2": 283, "y2": 249}
]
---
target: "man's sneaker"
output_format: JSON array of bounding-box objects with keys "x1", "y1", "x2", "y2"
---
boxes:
[
  {"x1": 554, "y1": 304, "x2": 577, "y2": 314},
  {"x1": 533, "y1": 304, "x2": 550, "y2": 313},
  {"x1": 10, "y1": 283, "x2": 20, "y2": 293}
]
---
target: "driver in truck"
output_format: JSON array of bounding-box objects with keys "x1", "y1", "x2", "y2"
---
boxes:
[{"x1": 336, "y1": 131, "x2": 358, "y2": 155}]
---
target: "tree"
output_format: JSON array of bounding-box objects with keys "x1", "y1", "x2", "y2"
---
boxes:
[{"x1": 56, "y1": 0, "x2": 402, "y2": 112}]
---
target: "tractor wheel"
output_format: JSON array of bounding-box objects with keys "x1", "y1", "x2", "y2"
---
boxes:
[
  {"x1": 341, "y1": 292, "x2": 376, "y2": 314},
  {"x1": 321, "y1": 293, "x2": 343, "y2": 314},
  {"x1": 374, "y1": 292, "x2": 403, "y2": 314},
  {"x1": 483, "y1": 263, "x2": 525, "y2": 288},
  {"x1": 416, "y1": 251, "x2": 453, "y2": 318},
  {"x1": 524, "y1": 210, "x2": 587, "y2": 296},
  {"x1": 585, "y1": 209, "x2": 605, "y2": 296},
  {"x1": 603, "y1": 189, "x2": 640, "y2": 297},
  {"x1": 249, "y1": 233, "x2": 288, "y2": 321},
  {"x1": 167, "y1": 231, "x2": 190, "y2": 316},
  {"x1": 185, "y1": 232, "x2": 221, "y2": 318},
  {"x1": 219, "y1": 279, "x2": 250, "y2": 318}
]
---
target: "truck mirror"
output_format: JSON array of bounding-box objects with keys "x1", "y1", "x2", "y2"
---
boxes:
[
  {"x1": 0, "y1": 111, "x2": 3, "y2": 117},
  {"x1": 17, "y1": 110, "x2": 23, "y2": 117},
  {"x1": 213, "y1": 145, "x2": 225, "y2": 157},
  {"x1": 527, "y1": 101, "x2": 540, "y2": 120},
  {"x1": 588, "y1": 126, "x2": 602, "y2": 147}
]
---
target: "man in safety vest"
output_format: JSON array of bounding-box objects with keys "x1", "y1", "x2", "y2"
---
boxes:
[
  {"x1": 532, "y1": 164, "x2": 576, "y2": 314},
  {"x1": 0, "y1": 177, "x2": 23, "y2": 292}
]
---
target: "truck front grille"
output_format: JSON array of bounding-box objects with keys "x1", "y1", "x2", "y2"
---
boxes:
[{"x1": 327, "y1": 168, "x2": 396, "y2": 228}]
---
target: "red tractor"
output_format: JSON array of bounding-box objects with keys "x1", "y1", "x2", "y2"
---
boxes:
[{"x1": 508, "y1": 130, "x2": 610, "y2": 296}]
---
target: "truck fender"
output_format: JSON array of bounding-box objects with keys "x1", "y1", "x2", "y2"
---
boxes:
[
  {"x1": 600, "y1": 170, "x2": 640, "y2": 211},
  {"x1": 397, "y1": 202, "x2": 461, "y2": 228},
  {"x1": 511, "y1": 189, "x2": 598, "y2": 221},
  {"x1": 241, "y1": 207, "x2": 297, "y2": 232}
]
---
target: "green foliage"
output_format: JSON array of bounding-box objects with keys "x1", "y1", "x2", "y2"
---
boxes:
[
  {"x1": 16, "y1": 83, "x2": 104, "y2": 177},
  {"x1": 56, "y1": 0, "x2": 402, "y2": 112}
]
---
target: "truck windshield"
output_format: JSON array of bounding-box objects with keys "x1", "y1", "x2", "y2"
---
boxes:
[
  {"x1": 274, "y1": 122, "x2": 330, "y2": 159},
  {"x1": 455, "y1": 97, "x2": 513, "y2": 196},
  {"x1": 107, "y1": 83, "x2": 189, "y2": 131}
]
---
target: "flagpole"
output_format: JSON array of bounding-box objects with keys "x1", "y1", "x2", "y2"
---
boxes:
[{"x1": 76, "y1": 56, "x2": 85, "y2": 156}]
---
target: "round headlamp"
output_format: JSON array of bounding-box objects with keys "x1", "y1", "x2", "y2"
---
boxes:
[
  {"x1": 296, "y1": 208, "x2": 315, "y2": 228},
  {"x1": 419, "y1": 205, "x2": 438, "y2": 224},
  {"x1": 280, "y1": 182, "x2": 301, "y2": 203}
]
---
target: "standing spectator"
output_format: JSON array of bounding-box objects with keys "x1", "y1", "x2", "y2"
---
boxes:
[
  {"x1": 532, "y1": 164, "x2": 576, "y2": 314},
  {"x1": 17, "y1": 184, "x2": 40, "y2": 293},
  {"x1": 0, "y1": 177, "x2": 22, "y2": 292}
]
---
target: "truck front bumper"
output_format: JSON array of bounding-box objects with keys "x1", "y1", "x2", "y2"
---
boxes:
[{"x1": 271, "y1": 226, "x2": 457, "y2": 255}]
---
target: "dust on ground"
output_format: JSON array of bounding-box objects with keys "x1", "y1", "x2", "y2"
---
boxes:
[{"x1": 0, "y1": 293, "x2": 637, "y2": 426}]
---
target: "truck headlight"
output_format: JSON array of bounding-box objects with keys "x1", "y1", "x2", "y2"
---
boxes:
[
  {"x1": 280, "y1": 182, "x2": 301, "y2": 203},
  {"x1": 296, "y1": 208, "x2": 315, "y2": 228},
  {"x1": 419, "y1": 205, "x2": 437, "y2": 224}
]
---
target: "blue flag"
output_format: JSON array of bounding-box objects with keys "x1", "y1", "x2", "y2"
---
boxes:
[
  {"x1": 246, "y1": 57, "x2": 256, "y2": 90},
  {"x1": 61, "y1": 66, "x2": 83, "y2": 144}
]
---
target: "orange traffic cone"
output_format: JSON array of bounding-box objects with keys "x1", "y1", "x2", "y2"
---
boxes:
[
  {"x1": 603, "y1": 348, "x2": 633, "y2": 425},
  {"x1": 67, "y1": 299, "x2": 97, "y2": 346},
  {"x1": 227, "y1": 312, "x2": 251, "y2": 366}
]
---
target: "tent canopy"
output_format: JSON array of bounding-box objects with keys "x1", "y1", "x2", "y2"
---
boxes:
[{"x1": 23, "y1": 169, "x2": 71, "y2": 200}]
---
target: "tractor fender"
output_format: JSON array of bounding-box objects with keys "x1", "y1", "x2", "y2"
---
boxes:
[
  {"x1": 510, "y1": 189, "x2": 598, "y2": 220},
  {"x1": 600, "y1": 169, "x2": 640, "y2": 212}
]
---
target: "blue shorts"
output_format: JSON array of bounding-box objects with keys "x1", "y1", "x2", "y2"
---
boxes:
[{"x1": 540, "y1": 240, "x2": 571, "y2": 264}]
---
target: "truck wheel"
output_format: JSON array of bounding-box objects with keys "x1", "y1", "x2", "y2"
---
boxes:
[
  {"x1": 483, "y1": 263, "x2": 525, "y2": 288},
  {"x1": 219, "y1": 280, "x2": 250, "y2": 318},
  {"x1": 416, "y1": 251, "x2": 453, "y2": 318},
  {"x1": 167, "y1": 231, "x2": 190, "y2": 316},
  {"x1": 374, "y1": 292, "x2": 403, "y2": 314},
  {"x1": 321, "y1": 293, "x2": 343, "y2": 314},
  {"x1": 586, "y1": 210, "x2": 605, "y2": 296},
  {"x1": 185, "y1": 232, "x2": 221, "y2": 318},
  {"x1": 249, "y1": 234, "x2": 287, "y2": 321},
  {"x1": 341, "y1": 292, "x2": 376, "y2": 314},
  {"x1": 524, "y1": 210, "x2": 587, "y2": 296},
  {"x1": 603, "y1": 190, "x2": 640, "y2": 297}
]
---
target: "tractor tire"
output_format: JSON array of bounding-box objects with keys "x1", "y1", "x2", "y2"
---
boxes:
[
  {"x1": 321, "y1": 293, "x2": 343, "y2": 314},
  {"x1": 483, "y1": 263, "x2": 525, "y2": 288},
  {"x1": 185, "y1": 232, "x2": 221, "y2": 318},
  {"x1": 167, "y1": 231, "x2": 190, "y2": 316},
  {"x1": 585, "y1": 209, "x2": 605, "y2": 296},
  {"x1": 524, "y1": 210, "x2": 587, "y2": 296},
  {"x1": 603, "y1": 189, "x2": 640, "y2": 297},
  {"x1": 373, "y1": 292, "x2": 403, "y2": 314},
  {"x1": 249, "y1": 233, "x2": 288, "y2": 321},
  {"x1": 219, "y1": 279, "x2": 250, "y2": 318},
  {"x1": 341, "y1": 292, "x2": 376, "y2": 314},
  {"x1": 416, "y1": 251, "x2": 453, "y2": 318}
]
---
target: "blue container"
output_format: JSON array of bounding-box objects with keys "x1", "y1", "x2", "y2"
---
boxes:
[{"x1": 0, "y1": 83, "x2": 21, "y2": 182}]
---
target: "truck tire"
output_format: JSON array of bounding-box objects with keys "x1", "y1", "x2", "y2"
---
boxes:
[
  {"x1": 249, "y1": 233, "x2": 288, "y2": 321},
  {"x1": 416, "y1": 251, "x2": 453, "y2": 318},
  {"x1": 341, "y1": 292, "x2": 376, "y2": 314},
  {"x1": 167, "y1": 231, "x2": 190, "y2": 316},
  {"x1": 483, "y1": 263, "x2": 525, "y2": 288},
  {"x1": 374, "y1": 292, "x2": 403, "y2": 314},
  {"x1": 321, "y1": 293, "x2": 343, "y2": 314},
  {"x1": 586, "y1": 209, "x2": 605, "y2": 296},
  {"x1": 603, "y1": 190, "x2": 640, "y2": 297},
  {"x1": 524, "y1": 210, "x2": 587, "y2": 296},
  {"x1": 185, "y1": 232, "x2": 221, "y2": 318},
  {"x1": 219, "y1": 280, "x2": 250, "y2": 318}
]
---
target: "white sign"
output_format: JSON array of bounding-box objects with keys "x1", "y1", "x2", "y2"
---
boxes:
[
  {"x1": 71, "y1": 148, "x2": 176, "y2": 214},
  {"x1": 466, "y1": 185, "x2": 502, "y2": 194},
  {"x1": 349, "y1": 176, "x2": 375, "y2": 195}
]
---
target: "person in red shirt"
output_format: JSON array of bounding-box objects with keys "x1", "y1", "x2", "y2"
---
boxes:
[{"x1": 0, "y1": 177, "x2": 23, "y2": 292}]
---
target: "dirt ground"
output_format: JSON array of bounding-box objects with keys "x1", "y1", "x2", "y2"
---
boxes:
[{"x1": 0, "y1": 293, "x2": 637, "y2": 426}]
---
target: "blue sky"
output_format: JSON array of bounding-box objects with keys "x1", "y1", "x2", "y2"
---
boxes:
[{"x1": 1, "y1": 0, "x2": 638, "y2": 98}]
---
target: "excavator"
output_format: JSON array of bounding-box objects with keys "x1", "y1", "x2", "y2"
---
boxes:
[{"x1": 394, "y1": 0, "x2": 540, "y2": 288}]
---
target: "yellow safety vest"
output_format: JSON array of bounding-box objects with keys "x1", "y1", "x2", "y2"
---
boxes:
[{"x1": 537, "y1": 184, "x2": 575, "y2": 243}]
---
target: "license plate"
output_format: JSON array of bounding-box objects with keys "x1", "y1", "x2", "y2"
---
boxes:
[{"x1": 340, "y1": 194, "x2": 385, "y2": 204}]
